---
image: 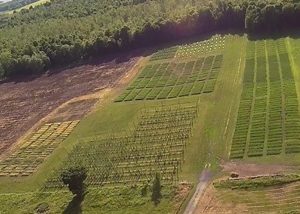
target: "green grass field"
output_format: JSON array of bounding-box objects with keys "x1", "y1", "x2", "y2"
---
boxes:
[{"x1": 4, "y1": 34, "x2": 300, "y2": 213}]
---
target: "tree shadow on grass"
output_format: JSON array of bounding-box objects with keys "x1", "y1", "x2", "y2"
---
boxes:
[{"x1": 63, "y1": 194, "x2": 85, "y2": 214}]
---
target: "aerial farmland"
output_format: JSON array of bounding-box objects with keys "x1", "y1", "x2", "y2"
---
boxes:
[{"x1": 1, "y1": 0, "x2": 300, "y2": 213}]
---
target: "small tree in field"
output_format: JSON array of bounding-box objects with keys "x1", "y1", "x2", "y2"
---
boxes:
[
  {"x1": 61, "y1": 167, "x2": 87, "y2": 197},
  {"x1": 151, "y1": 173, "x2": 162, "y2": 205}
]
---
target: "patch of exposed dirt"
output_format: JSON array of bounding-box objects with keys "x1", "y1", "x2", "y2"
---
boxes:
[
  {"x1": 192, "y1": 161, "x2": 300, "y2": 214},
  {"x1": 221, "y1": 161, "x2": 297, "y2": 178},
  {"x1": 48, "y1": 98, "x2": 98, "y2": 122},
  {"x1": 0, "y1": 56, "x2": 140, "y2": 155},
  {"x1": 194, "y1": 185, "x2": 248, "y2": 214}
]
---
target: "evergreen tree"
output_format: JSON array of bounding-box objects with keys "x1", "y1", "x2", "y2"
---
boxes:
[{"x1": 151, "y1": 173, "x2": 162, "y2": 205}]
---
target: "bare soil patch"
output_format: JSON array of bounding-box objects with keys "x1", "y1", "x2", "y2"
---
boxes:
[
  {"x1": 221, "y1": 161, "x2": 297, "y2": 178},
  {"x1": 0, "y1": 57, "x2": 139, "y2": 155},
  {"x1": 47, "y1": 98, "x2": 98, "y2": 122},
  {"x1": 194, "y1": 185, "x2": 248, "y2": 214}
]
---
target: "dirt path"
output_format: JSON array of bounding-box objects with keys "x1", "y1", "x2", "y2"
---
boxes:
[
  {"x1": 184, "y1": 168, "x2": 212, "y2": 214},
  {"x1": 222, "y1": 161, "x2": 298, "y2": 177}
]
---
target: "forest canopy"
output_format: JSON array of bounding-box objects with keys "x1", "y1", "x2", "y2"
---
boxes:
[{"x1": 0, "y1": 0, "x2": 300, "y2": 78}]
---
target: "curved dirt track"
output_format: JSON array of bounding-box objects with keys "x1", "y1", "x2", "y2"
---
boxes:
[{"x1": 184, "y1": 169, "x2": 212, "y2": 214}]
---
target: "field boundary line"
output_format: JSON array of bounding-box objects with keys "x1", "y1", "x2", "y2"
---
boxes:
[
  {"x1": 263, "y1": 40, "x2": 270, "y2": 156},
  {"x1": 244, "y1": 41, "x2": 257, "y2": 158}
]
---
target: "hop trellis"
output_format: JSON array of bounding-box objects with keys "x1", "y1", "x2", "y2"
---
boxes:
[{"x1": 45, "y1": 104, "x2": 198, "y2": 188}]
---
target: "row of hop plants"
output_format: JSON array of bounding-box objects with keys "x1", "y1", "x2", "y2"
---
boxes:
[{"x1": 45, "y1": 104, "x2": 198, "y2": 188}]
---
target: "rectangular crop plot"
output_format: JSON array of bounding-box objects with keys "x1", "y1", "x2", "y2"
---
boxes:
[
  {"x1": 0, "y1": 121, "x2": 79, "y2": 177},
  {"x1": 115, "y1": 53, "x2": 223, "y2": 102},
  {"x1": 149, "y1": 46, "x2": 178, "y2": 61},
  {"x1": 179, "y1": 83, "x2": 194, "y2": 97},
  {"x1": 135, "y1": 88, "x2": 152, "y2": 100},
  {"x1": 146, "y1": 88, "x2": 163, "y2": 100},
  {"x1": 45, "y1": 105, "x2": 198, "y2": 188},
  {"x1": 168, "y1": 85, "x2": 183, "y2": 98},
  {"x1": 191, "y1": 82, "x2": 205, "y2": 95},
  {"x1": 175, "y1": 35, "x2": 226, "y2": 58},
  {"x1": 230, "y1": 39, "x2": 300, "y2": 159},
  {"x1": 124, "y1": 89, "x2": 141, "y2": 101},
  {"x1": 157, "y1": 87, "x2": 173, "y2": 99}
]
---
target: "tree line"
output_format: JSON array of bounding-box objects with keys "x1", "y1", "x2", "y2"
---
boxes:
[{"x1": 0, "y1": 0, "x2": 300, "y2": 78}]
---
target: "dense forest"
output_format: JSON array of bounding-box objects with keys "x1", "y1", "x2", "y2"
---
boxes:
[{"x1": 0, "y1": 0, "x2": 300, "y2": 78}]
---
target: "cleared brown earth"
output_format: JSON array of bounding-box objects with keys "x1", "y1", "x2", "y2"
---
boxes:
[
  {"x1": 0, "y1": 57, "x2": 139, "y2": 155},
  {"x1": 47, "y1": 98, "x2": 98, "y2": 122},
  {"x1": 194, "y1": 162, "x2": 300, "y2": 213}
]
